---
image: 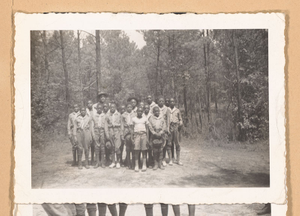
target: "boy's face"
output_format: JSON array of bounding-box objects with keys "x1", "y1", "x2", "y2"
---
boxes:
[
  {"x1": 74, "y1": 105, "x2": 79, "y2": 112},
  {"x1": 120, "y1": 106, "x2": 126, "y2": 114},
  {"x1": 97, "y1": 106, "x2": 102, "y2": 114},
  {"x1": 146, "y1": 95, "x2": 152, "y2": 104},
  {"x1": 127, "y1": 104, "x2": 132, "y2": 113},
  {"x1": 110, "y1": 104, "x2": 116, "y2": 113},
  {"x1": 137, "y1": 108, "x2": 143, "y2": 117},
  {"x1": 139, "y1": 102, "x2": 145, "y2": 108},
  {"x1": 131, "y1": 99, "x2": 137, "y2": 108},
  {"x1": 153, "y1": 107, "x2": 160, "y2": 117},
  {"x1": 99, "y1": 95, "x2": 106, "y2": 103},
  {"x1": 87, "y1": 100, "x2": 93, "y2": 109},
  {"x1": 170, "y1": 99, "x2": 175, "y2": 108},
  {"x1": 80, "y1": 108, "x2": 86, "y2": 116},
  {"x1": 158, "y1": 98, "x2": 164, "y2": 107},
  {"x1": 165, "y1": 99, "x2": 170, "y2": 107},
  {"x1": 103, "y1": 104, "x2": 109, "y2": 113},
  {"x1": 144, "y1": 105, "x2": 150, "y2": 114}
]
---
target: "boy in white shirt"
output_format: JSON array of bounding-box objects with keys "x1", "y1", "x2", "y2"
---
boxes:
[{"x1": 132, "y1": 107, "x2": 149, "y2": 172}]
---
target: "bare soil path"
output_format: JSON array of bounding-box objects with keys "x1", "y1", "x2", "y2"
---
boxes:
[{"x1": 32, "y1": 137, "x2": 269, "y2": 189}]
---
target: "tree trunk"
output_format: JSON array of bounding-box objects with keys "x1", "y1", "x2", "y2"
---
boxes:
[
  {"x1": 77, "y1": 31, "x2": 84, "y2": 105},
  {"x1": 59, "y1": 30, "x2": 70, "y2": 109},
  {"x1": 183, "y1": 79, "x2": 188, "y2": 118},
  {"x1": 96, "y1": 30, "x2": 101, "y2": 94},
  {"x1": 155, "y1": 39, "x2": 161, "y2": 98},
  {"x1": 203, "y1": 31, "x2": 210, "y2": 124},
  {"x1": 214, "y1": 87, "x2": 218, "y2": 113},
  {"x1": 233, "y1": 30, "x2": 242, "y2": 140}
]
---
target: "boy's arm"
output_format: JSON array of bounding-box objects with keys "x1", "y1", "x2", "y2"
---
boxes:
[
  {"x1": 166, "y1": 109, "x2": 170, "y2": 133},
  {"x1": 104, "y1": 117, "x2": 110, "y2": 140},
  {"x1": 67, "y1": 115, "x2": 72, "y2": 137},
  {"x1": 73, "y1": 118, "x2": 77, "y2": 141},
  {"x1": 178, "y1": 109, "x2": 183, "y2": 126},
  {"x1": 148, "y1": 119, "x2": 157, "y2": 136},
  {"x1": 90, "y1": 118, "x2": 95, "y2": 141},
  {"x1": 120, "y1": 114, "x2": 124, "y2": 139}
]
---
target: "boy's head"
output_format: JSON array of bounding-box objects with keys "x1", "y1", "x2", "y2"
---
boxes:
[
  {"x1": 146, "y1": 95, "x2": 152, "y2": 105},
  {"x1": 97, "y1": 104, "x2": 103, "y2": 114},
  {"x1": 120, "y1": 105, "x2": 126, "y2": 114},
  {"x1": 165, "y1": 98, "x2": 170, "y2": 107},
  {"x1": 103, "y1": 103, "x2": 109, "y2": 113},
  {"x1": 80, "y1": 107, "x2": 86, "y2": 116},
  {"x1": 153, "y1": 106, "x2": 160, "y2": 117},
  {"x1": 98, "y1": 92, "x2": 108, "y2": 103},
  {"x1": 169, "y1": 98, "x2": 175, "y2": 108},
  {"x1": 73, "y1": 104, "x2": 79, "y2": 112},
  {"x1": 144, "y1": 104, "x2": 150, "y2": 114},
  {"x1": 157, "y1": 96, "x2": 165, "y2": 107},
  {"x1": 99, "y1": 95, "x2": 106, "y2": 103},
  {"x1": 139, "y1": 102, "x2": 145, "y2": 109},
  {"x1": 126, "y1": 104, "x2": 133, "y2": 113},
  {"x1": 137, "y1": 107, "x2": 143, "y2": 118},
  {"x1": 110, "y1": 103, "x2": 117, "y2": 113},
  {"x1": 131, "y1": 99, "x2": 138, "y2": 108},
  {"x1": 87, "y1": 100, "x2": 93, "y2": 109}
]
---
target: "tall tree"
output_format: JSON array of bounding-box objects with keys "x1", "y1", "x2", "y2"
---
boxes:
[
  {"x1": 95, "y1": 30, "x2": 101, "y2": 94},
  {"x1": 59, "y1": 30, "x2": 70, "y2": 108}
]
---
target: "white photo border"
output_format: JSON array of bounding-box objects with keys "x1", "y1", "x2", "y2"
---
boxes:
[{"x1": 14, "y1": 13, "x2": 286, "y2": 204}]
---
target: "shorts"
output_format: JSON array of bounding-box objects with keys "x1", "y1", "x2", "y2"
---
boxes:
[
  {"x1": 76, "y1": 129, "x2": 92, "y2": 152},
  {"x1": 133, "y1": 132, "x2": 148, "y2": 151},
  {"x1": 108, "y1": 127, "x2": 122, "y2": 152},
  {"x1": 93, "y1": 128, "x2": 106, "y2": 153}
]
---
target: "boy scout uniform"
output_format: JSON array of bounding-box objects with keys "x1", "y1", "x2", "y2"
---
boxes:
[
  {"x1": 122, "y1": 111, "x2": 134, "y2": 168},
  {"x1": 91, "y1": 112, "x2": 106, "y2": 168},
  {"x1": 67, "y1": 111, "x2": 79, "y2": 166},
  {"x1": 167, "y1": 106, "x2": 183, "y2": 165},
  {"x1": 158, "y1": 105, "x2": 170, "y2": 166},
  {"x1": 104, "y1": 110, "x2": 124, "y2": 167},
  {"x1": 73, "y1": 114, "x2": 93, "y2": 169},
  {"x1": 148, "y1": 114, "x2": 166, "y2": 170}
]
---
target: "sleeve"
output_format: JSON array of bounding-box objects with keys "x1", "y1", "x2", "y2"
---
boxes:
[
  {"x1": 120, "y1": 114, "x2": 124, "y2": 136},
  {"x1": 166, "y1": 109, "x2": 170, "y2": 131},
  {"x1": 104, "y1": 116, "x2": 109, "y2": 139},
  {"x1": 67, "y1": 114, "x2": 72, "y2": 135},
  {"x1": 178, "y1": 109, "x2": 183, "y2": 126},
  {"x1": 73, "y1": 118, "x2": 77, "y2": 136},
  {"x1": 148, "y1": 118, "x2": 156, "y2": 135}
]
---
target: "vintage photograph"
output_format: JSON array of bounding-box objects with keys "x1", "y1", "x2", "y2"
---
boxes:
[
  {"x1": 31, "y1": 29, "x2": 269, "y2": 189},
  {"x1": 32, "y1": 203, "x2": 273, "y2": 216},
  {"x1": 14, "y1": 13, "x2": 285, "y2": 204}
]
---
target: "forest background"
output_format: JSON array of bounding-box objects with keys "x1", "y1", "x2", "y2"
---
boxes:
[{"x1": 30, "y1": 29, "x2": 269, "y2": 146}]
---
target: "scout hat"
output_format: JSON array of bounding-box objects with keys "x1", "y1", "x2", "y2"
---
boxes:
[{"x1": 97, "y1": 92, "x2": 109, "y2": 100}]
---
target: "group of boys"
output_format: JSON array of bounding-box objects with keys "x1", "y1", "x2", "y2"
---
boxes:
[{"x1": 67, "y1": 92, "x2": 184, "y2": 172}]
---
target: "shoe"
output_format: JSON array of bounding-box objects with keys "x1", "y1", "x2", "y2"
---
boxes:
[
  {"x1": 173, "y1": 158, "x2": 177, "y2": 164},
  {"x1": 142, "y1": 165, "x2": 147, "y2": 172},
  {"x1": 135, "y1": 166, "x2": 139, "y2": 172},
  {"x1": 116, "y1": 163, "x2": 120, "y2": 169},
  {"x1": 169, "y1": 160, "x2": 173, "y2": 166},
  {"x1": 153, "y1": 161, "x2": 158, "y2": 170},
  {"x1": 160, "y1": 165, "x2": 165, "y2": 170},
  {"x1": 177, "y1": 161, "x2": 183, "y2": 166},
  {"x1": 101, "y1": 164, "x2": 106, "y2": 168},
  {"x1": 162, "y1": 160, "x2": 167, "y2": 167},
  {"x1": 109, "y1": 163, "x2": 116, "y2": 168},
  {"x1": 93, "y1": 163, "x2": 99, "y2": 169}
]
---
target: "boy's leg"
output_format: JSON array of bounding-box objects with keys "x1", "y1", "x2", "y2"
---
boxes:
[
  {"x1": 86, "y1": 204, "x2": 97, "y2": 216},
  {"x1": 142, "y1": 150, "x2": 147, "y2": 172},
  {"x1": 119, "y1": 203, "x2": 128, "y2": 216},
  {"x1": 76, "y1": 131, "x2": 84, "y2": 170},
  {"x1": 162, "y1": 145, "x2": 167, "y2": 166},
  {"x1": 83, "y1": 129, "x2": 92, "y2": 169},
  {"x1": 166, "y1": 132, "x2": 173, "y2": 166},
  {"x1": 72, "y1": 147, "x2": 77, "y2": 167},
  {"x1": 90, "y1": 140, "x2": 95, "y2": 165},
  {"x1": 153, "y1": 146, "x2": 158, "y2": 170},
  {"x1": 141, "y1": 133, "x2": 148, "y2": 172},
  {"x1": 93, "y1": 130, "x2": 100, "y2": 168},
  {"x1": 172, "y1": 205, "x2": 180, "y2": 216},
  {"x1": 108, "y1": 204, "x2": 118, "y2": 216},
  {"x1": 160, "y1": 204, "x2": 168, "y2": 216},
  {"x1": 158, "y1": 143, "x2": 165, "y2": 170},
  {"x1": 134, "y1": 150, "x2": 140, "y2": 172},
  {"x1": 120, "y1": 139, "x2": 125, "y2": 167},
  {"x1": 144, "y1": 204, "x2": 153, "y2": 216},
  {"x1": 97, "y1": 203, "x2": 107, "y2": 216},
  {"x1": 114, "y1": 129, "x2": 122, "y2": 169},
  {"x1": 188, "y1": 204, "x2": 195, "y2": 216},
  {"x1": 174, "y1": 127, "x2": 183, "y2": 166},
  {"x1": 99, "y1": 129, "x2": 106, "y2": 168}
]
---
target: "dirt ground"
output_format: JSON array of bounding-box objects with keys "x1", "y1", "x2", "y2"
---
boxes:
[
  {"x1": 33, "y1": 203, "x2": 271, "y2": 216},
  {"x1": 32, "y1": 136, "x2": 269, "y2": 188}
]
